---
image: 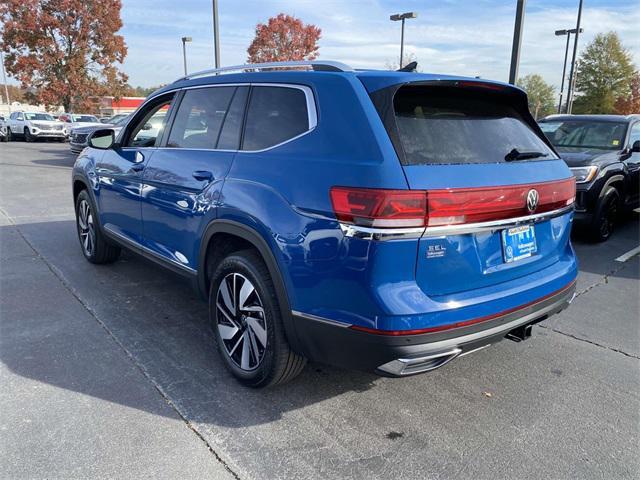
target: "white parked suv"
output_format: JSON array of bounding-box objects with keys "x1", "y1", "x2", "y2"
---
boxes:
[{"x1": 7, "y1": 111, "x2": 66, "y2": 142}]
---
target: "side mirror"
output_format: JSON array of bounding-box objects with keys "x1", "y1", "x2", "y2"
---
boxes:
[
  {"x1": 89, "y1": 129, "x2": 115, "y2": 149},
  {"x1": 632, "y1": 140, "x2": 640, "y2": 153},
  {"x1": 142, "y1": 122, "x2": 152, "y2": 131}
]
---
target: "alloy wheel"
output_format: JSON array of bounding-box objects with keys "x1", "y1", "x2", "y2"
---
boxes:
[
  {"x1": 599, "y1": 196, "x2": 618, "y2": 239},
  {"x1": 77, "y1": 199, "x2": 95, "y2": 257},
  {"x1": 216, "y1": 273, "x2": 268, "y2": 371}
]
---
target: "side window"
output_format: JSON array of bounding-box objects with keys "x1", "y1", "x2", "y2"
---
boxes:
[
  {"x1": 16, "y1": 113, "x2": 23, "y2": 121},
  {"x1": 125, "y1": 95, "x2": 174, "y2": 148},
  {"x1": 242, "y1": 86, "x2": 310, "y2": 151},
  {"x1": 167, "y1": 86, "x2": 235, "y2": 149},
  {"x1": 629, "y1": 123, "x2": 640, "y2": 147}
]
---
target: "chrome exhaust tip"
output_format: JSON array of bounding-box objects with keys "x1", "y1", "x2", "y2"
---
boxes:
[{"x1": 377, "y1": 348, "x2": 462, "y2": 376}]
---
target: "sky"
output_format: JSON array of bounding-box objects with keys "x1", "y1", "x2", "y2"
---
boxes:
[{"x1": 19, "y1": 0, "x2": 640, "y2": 91}]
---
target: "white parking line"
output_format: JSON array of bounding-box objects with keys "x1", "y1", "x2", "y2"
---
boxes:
[{"x1": 615, "y1": 245, "x2": 640, "y2": 263}]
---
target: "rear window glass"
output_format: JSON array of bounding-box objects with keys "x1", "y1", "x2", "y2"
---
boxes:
[
  {"x1": 539, "y1": 120, "x2": 627, "y2": 150},
  {"x1": 393, "y1": 87, "x2": 555, "y2": 165}
]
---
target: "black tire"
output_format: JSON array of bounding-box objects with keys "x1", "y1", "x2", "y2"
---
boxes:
[
  {"x1": 24, "y1": 127, "x2": 33, "y2": 142},
  {"x1": 589, "y1": 186, "x2": 620, "y2": 242},
  {"x1": 75, "y1": 189, "x2": 121, "y2": 264},
  {"x1": 209, "y1": 250, "x2": 306, "y2": 387}
]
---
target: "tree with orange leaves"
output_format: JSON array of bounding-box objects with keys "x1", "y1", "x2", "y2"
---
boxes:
[
  {"x1": 247, "y1": 13, "x2": 321, "y2": 64},
  {"x1": 614, "y1": 72, "x2": 640, "y2": 114},
  {"x1": 1, "y1": 0, "x2": 128, "y2": 112}
]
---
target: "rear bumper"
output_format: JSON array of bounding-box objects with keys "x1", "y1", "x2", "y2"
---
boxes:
[{"x1": 292, "y1": 280, "x2": 575, "y2": 376}]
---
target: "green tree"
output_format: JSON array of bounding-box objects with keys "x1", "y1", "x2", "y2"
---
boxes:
[
  {"x1": 517, "y1": 74, "x2": 556, "y2": 119},
  {"x1": 572, "y1": 32, "x2": 635, "y2": 114}
]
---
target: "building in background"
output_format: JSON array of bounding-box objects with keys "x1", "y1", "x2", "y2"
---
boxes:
[{"x1": 98, "y1": 97, "x2": 145, "y2": 117}]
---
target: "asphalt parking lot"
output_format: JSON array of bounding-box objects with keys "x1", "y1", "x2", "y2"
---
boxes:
[{"x1": 1, "y1": 141, "x2": 639, "y2": 480}]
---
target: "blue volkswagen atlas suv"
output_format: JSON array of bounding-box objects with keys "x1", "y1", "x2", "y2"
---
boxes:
[{"x1": 72, "y1": 61, "x2": 577, "y2": 387}]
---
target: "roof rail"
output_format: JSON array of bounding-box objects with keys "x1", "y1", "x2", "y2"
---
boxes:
[{"x1": 179, "y1": 60, "x2": 354, "y2": 81}]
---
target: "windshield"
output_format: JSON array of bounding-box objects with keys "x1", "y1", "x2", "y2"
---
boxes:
[
  {"x1": 393, "y1": 87, "x2": 556, "y2": 165},
  {"x1": 25, "y1": 113, "x2": 54, "y2": 121},
  {"x1": 539, "y1": 120, "x2": 627, "y2": 150},
  {"x1": 109, "y1": 114, "x2": 126, "y2": 123},
  {"x1": 72, "y1": 115, "x2": 98, "y2": 123},
  {"x1": 113, "y1": 115, "x2": 129, "y2": 126}
]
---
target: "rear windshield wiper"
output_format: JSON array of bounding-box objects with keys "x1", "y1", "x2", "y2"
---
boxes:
[{"x1": 504, "y1": 148, "x2": 549, "y2": 161}]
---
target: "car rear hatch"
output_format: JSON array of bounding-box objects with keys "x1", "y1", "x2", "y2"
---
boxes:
[{"x1": 367, "y1": 80, "x2": 575, "y2": 297}]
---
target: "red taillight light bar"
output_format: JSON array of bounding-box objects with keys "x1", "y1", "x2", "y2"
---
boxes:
[
  {"x1": 330, "y1": 178, "x2": 575, "y2": 229},
  {"x1": 330, "y1": 187, "x2": 427, "y2": 227}
]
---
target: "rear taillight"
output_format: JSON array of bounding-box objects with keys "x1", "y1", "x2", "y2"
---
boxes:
[
  {"x1": 330, "y1": 187, "x2": 427, "y2": 227},
  {"x1": 330, "y1": 178, "x2": 575, "y2": 229},
  {"x1": 426, "y1": 177, "x2": 576, "y2": 226}
]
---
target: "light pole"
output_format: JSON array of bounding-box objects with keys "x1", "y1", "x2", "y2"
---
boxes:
[
  {"x1": 565, "y1": 0, "x2": 584, "y2": 114},
  {"x1": 390, "y1": 12, "x2": 417, "y2": 69},
  {"x1": 555, "y1": 28, "x2": 583, "y2": 113},
  {"x1": 212, "y1": 0, "x2": 220, "y2": 68},
  {"x1": 0, "y1": 52, "x2": 10, "y2": 112},
  {"x1": 508, "y1": 0, "x2": 526, "y2": 85},
  {"x1": 181, "y1": 36, "x2": 192, "y2": 76}
]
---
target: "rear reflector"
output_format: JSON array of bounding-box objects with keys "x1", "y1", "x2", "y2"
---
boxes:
[{"x1": 331, "y1": 178, "x2": 575, "y2": 229}]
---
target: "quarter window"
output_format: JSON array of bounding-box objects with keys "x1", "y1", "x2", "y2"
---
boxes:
[
  {"x1": 167, "y1": 87, "x2": 237, "y2": 149},
  {"x1": 242, "y1": 86, "x2": 309, "y2": 151}
]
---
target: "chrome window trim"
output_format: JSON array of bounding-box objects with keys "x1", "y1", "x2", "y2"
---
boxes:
[
  {"x1": 338, "y1": 205, "x2": 574, "y2": 241},
  {"x1": 150, "y1": 83, "x2": 317, "y2": 154}
]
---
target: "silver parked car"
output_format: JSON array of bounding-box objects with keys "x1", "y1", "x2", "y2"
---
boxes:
[
  {"x1": 0, "y1": 116, "x2": 8, "y2": 142},
  {"x1": 69, "y1": 114, "x2": 130, "y2": 154}
]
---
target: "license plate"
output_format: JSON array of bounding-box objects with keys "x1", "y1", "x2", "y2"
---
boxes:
[{"x1": 501, "y1": 225, "x2": 537, "y2": 263}]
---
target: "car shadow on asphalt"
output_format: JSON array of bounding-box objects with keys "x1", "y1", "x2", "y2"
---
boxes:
[
  {"x1": 1, "y1": 219, "x2": 380, "y2": 428},
  {"x1": 571, "y1": 213, "x2": 640, "y2": 282}
]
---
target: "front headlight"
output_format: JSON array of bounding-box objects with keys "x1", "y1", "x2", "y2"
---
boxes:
[{"x1": 570, "y1": 166, "x2": 598, "y2": 184}]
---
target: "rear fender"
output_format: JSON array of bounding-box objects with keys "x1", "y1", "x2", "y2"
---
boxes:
[{"x1": 198, "y1": 219, "x2": 304, "y2": 355}]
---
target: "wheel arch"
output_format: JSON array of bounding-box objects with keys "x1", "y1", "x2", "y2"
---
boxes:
[
  {"x1": 198, "y1": 219, "x2": 303, "y2": 354},
  {"x1": 599, "y1": 173, "x2": 625, "y2": 199}
]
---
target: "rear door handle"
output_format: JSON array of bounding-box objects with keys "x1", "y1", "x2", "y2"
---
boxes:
[{"x1": 192, "y1": 170, "x2": 214, "y2": 182}]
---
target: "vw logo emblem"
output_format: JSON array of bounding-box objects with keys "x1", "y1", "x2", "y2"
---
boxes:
[{"x1": 526, "y1": 189, "x2": 539, "y2": 213}]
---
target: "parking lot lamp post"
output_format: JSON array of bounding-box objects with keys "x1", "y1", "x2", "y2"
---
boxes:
[
  {"x1": 565, "y1": 0, "x2": 584, "y2": 114},
  {"x1": 508, "y1": 0, "x2": 526, "y2": 85},
  {"x1": 390, "y1": 12, "x2": 417, "y2": 69},
  {"x1": 555, "y1": 28, "x2": 583, "y2": 113},
  {"x1": 1, "y1": 52, "x2": 10, "y2": 112},
  {"x1": 181, "y1": 37, "x2": 192, "y2": 76},
  {"x1": 212, "y1": 0, "x2": 220, "y2": 68}
]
